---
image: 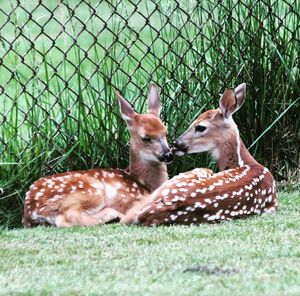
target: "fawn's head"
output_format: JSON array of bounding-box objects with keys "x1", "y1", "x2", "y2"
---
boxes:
[
  {"x1": 117, "y1": 84, "x2": 173, "y2": 164},
  {"x1": 173, "y1": 83, "x2": 246, "y2": 159}
]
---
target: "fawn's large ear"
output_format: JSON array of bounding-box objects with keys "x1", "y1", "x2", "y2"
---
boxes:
[
  {"x1": 234, "y1": 82, "x2": 246, "y2": 111},
  {"x1": 147, "y1": 83, "x2": 161, "y2": 117},
  {"x1": 219, "y1": 83, "x2": 246, "y2": 118},
  {"x1": 116, "y1": 92, "x2": 137, "y2": 124}
]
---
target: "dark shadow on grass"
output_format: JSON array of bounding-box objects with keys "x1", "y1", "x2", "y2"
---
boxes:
[{"x1": 184, "y1": 265, "x2": 239, "y2": 276}]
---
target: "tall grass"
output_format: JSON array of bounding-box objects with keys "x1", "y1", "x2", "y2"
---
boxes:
[{"x1": 0, "y1": 0, "x2": 299, "y2": 227}]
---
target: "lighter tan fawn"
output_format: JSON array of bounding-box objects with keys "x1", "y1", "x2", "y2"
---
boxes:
[
  {"x1": 122, "y1": 83, "x2": 278, "y2": 225},
  {"x1": 23, "y1": 83, "x2": 173, "y2": 227}
]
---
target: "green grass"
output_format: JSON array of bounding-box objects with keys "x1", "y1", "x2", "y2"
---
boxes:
[
  {"x1": 0, "y1": 192, "x2": 299, "y2": 295},
  {"x1": 0, "y1": 0, "x2": 299, "y2": 227}
]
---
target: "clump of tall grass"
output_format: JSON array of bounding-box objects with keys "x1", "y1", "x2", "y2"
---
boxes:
[{"x1": 0, "y1": 0, "x2": 299, "y2": 227}]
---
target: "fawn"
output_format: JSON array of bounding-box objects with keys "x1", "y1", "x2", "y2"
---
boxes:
[
  {"x1": 122, "y1": 83, "x2": 278, "y2": 225},
  {"x1": 23, "y1": 83, "x2": 173, "y2": 227}
]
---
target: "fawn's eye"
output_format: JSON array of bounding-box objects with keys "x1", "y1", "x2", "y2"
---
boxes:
[
  {"x1": 195, "y1": 125, "x2": 207, "y2": 133},
  {"x1": 141, "y1": 136, "x2": 152, "y2": 143}
]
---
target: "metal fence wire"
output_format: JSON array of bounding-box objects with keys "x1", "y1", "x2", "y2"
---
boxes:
[{"x1": 0, "y1": 0, "x2": 299, "y2": 180}]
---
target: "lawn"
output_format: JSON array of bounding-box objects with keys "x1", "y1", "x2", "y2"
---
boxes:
[
  {"x1": 0, "y1": 191, "x2": 299, "y2": 296},
  {"x1": 0, "y1": 0, "x2": 299, "y2": 228}
]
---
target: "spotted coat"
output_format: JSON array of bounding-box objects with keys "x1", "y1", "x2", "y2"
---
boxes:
[
  {"x1": 131, "y1": 165, "x2": 277, "y2": 226},
  {"x1": 23, "y1": 168, "x2": 149, "y2": 227}
]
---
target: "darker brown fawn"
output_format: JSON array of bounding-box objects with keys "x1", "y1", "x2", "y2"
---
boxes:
[
  {"x1": 23, "y1": 83, "x2": 173, "y2": 227},
  {"x1": 122, "y1": 83, "x2": 278, "y2": 225}
]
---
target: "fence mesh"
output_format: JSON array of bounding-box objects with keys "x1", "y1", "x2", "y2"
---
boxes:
[{"x1": 0, "y1": 0, "x2": 299, "y2": 183}]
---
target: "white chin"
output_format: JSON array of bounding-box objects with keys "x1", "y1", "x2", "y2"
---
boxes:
[
  {"x1": 211, "y1": 148, "x2": 220, "y2": 160},
  {"x1": 174, "y1": 151, "x2": 186, "y2": 156}
]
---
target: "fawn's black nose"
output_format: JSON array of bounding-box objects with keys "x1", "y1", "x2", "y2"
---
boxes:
[
  {"x1": 163, "y1": 152, "x2": 174, "y2": 163},
  {"x1": 158, "y1": 151, "x2": 174, "y2": 164}
]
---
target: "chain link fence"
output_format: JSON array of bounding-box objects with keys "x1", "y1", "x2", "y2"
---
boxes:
[{"x1": 0, "y1": 0, "x2": 299, "y2": 184}]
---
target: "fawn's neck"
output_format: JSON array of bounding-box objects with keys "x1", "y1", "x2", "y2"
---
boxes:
[
  {"x1": 215, "y1": 128, "x2": 259, "y2": 171},
  {"x1": 129, "y1": 147, "x2": 168, "y2": 192}
]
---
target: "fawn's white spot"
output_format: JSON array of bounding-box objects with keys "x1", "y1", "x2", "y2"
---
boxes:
[
  {"x1": 198, "y1": 188, "x2": 207, "y2": 194},
  {"x1": 230, "y1": 211, "x2": 237, "y2": 217},
  {"x1": 170, "y1": 214, "x2": 177, "y2": 221},
  {"x1": 207, "y1": 215, "x2": 218, "y2": 221},
  {"x1": 162, "y1": 189, "x2": 169, "y2": 196},
  {"x1": 105, "y1": 184, "x2": 118, "y2": 199},
  {"x1": 216, "y1": 209, "x2": 223, "y2": 215},
  {"x1": 35, "y1": 192, "x2": 43, "y2": 199}
]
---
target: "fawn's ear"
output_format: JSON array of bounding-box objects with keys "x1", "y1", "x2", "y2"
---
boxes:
[
  {"x1": 147, "y1": 83, "x2": 161, "y2": 117},
  {"x1": 234, "y1": 82, "x2": 246, "y2": 111},
  {"x1": 116, "y1": 92, "x2": 136, "y2": 123},
  {"x1": 219, "y1": 83, "x2": 246, "y2": 118}
]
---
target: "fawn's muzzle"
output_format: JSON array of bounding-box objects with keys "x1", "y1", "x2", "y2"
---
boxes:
[
  {"x1": 172, "y1": 139, "x2": 189, "y2": 155},
  {"x1": 158, "y1": 151, "x2": 174, "y2": 164},
  {"x1": 164, "y1": 152, "x2": 174, "y2": 163}
]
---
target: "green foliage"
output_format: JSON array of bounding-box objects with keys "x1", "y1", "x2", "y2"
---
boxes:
[
  {"x1": 0, "y1": 1, "x2": 299, "y2": 227},
  {"x1": 0, "y1": 192, "x2": 300, "y2": 295}
]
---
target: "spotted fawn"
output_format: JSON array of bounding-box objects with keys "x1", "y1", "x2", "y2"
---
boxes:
[{"x1": 23, "y1": 84, "x2": 173, "y2": 227}]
